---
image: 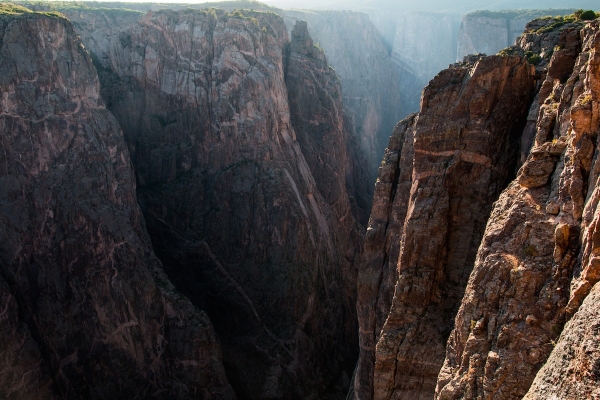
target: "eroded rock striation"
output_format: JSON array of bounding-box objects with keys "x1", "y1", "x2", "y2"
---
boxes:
[
  {"x1": 0, "y1": 6, "x2": 233, "y2": 399},
  {"x1": 67, "y1": 8, "x2": 365, "y2": 399},
  {"x1": 436, "y1": 18, "x2": 599, "y2": 400},
  {"x1": 356, "y1": 50, "x2": 536, "y2": 399}
]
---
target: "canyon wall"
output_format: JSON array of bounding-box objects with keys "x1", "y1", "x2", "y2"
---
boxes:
[
  {"x1": 390, "y1": 12, "x2": 460, "y2": 115},
  {"x1": 356, "y1": 52, "x2": 535, "y2": 400},
  {"x1": 59, "y1": 8, "x2": 365, "y2": 399},
  {"x1": 359, "y1": 14, "x2": 600, "y2": 400},
  {"x1": 437, "y1": 17, "x2": 599, "y2": 399},
  {"x1": 0, "y1": 5, "x2": 234, "y2": 399},
  {"x1": 456, "y1": 10, "x2": 576, "y2": 61},
  {"x1": 283, "y1": 10, "x2": 403, "y2": 181}
]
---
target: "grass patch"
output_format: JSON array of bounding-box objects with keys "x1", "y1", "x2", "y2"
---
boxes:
[
  {"x1": 466, "y1": 9, "x2": 576, "y2": 21},
  {"x1": 0, "y1": 3, "x2": 66, "y2": 19}
]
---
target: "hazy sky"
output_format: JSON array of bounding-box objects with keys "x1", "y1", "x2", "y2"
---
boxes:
[{"x1": 49, "y1": 0, "x2": 599, "y2": 11}]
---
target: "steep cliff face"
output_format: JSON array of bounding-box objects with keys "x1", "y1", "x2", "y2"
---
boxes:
[
  {"x1": 0, "y1": 5, "x2": 233, "y2": 399},
  {"x1": 456, "y1": 10, "x2": 576, "y2": 62},
  {"x1": 69, "y1": 8, "x2": 363, "y2": 399},
  {"x1": 436, "y1": 17, "x2": 598, "y2": 400},
  {"x1": 356, "y1": 51, "x2": 535, "y2": 399},
  {"x1": 354, "y1": 115, "x2": 416, "y2": 400},
  {"x1": 47, "y1": 1, "x2": 398, "y2": 185},
  {"x1": 283, "y1": 10, "x2": 402, "y2": 181},
  {"x1": 390, "y1": 12, "x2": 461, "y2": 115}
]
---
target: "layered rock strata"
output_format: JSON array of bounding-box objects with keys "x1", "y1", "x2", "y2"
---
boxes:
[
  {"x1": 436, "y1": 18, "x2": 599, "y2": 400},
  {"x1": 0, "y1": 6, "x2": 233, "y2": 399},
  {"x1": 356, "y1": 51, "x2": 536, "y2": 399},
  {"x1": 85, "y1": 9, "x2": 362, "y2": 399}
]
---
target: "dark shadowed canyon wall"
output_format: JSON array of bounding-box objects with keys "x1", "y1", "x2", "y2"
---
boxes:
[{"x1": 0, "y1": 5, "x2": 234, "y2": 399}]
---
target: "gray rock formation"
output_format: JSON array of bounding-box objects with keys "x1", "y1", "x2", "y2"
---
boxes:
[
  {"x1": 391, "y1": 12, "x2": 460, "y2": 114},
  {"x1": 283, "y1": 10, "x2": 403, "y2": 180},
  {"x1": 67, "y1": 8, "x2": 365, "y2": 399},
  {"x1": 0, "y1": 5, "x2": 234, "y2": 399}
]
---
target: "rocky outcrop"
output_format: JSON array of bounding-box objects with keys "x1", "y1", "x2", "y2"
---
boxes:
[
  {"x1": 71, "y1": 8, "x2": 364, "y2": 399},
  {"x1": 456, "y1": 10, "x2": 574, "y2": 62},
  {"x1": 0, "y1": 5, "x2": 233, "y2": 399},
  {"x1": 436, "y1": 18, "x2": 600, "y2": 400},
  {"x1": 356, "y1": 50, "x2": 535, "y2": 399},
  {"x1": 523, "y1": 282, "x2": 600, "y2": 399}
]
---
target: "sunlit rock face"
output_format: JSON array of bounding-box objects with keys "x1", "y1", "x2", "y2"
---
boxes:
[
  {"x1": 358, "y1": 15, "x2": 600, "y2": 400},
  {"x1": 0, "y1": 7, "x2": 234, "y2": 399},
  {"x1": 356, "y1": 51, "x2": 535, "y2": 400}
]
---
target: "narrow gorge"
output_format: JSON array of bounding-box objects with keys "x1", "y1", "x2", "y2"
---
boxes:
[{"x1": 0, "y1": 2, "x2": 599, "y2": 400}]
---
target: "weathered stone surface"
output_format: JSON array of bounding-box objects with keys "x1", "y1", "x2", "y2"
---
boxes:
[
  {"x1": 354, "y1": 114, "x2": 416, "y2": 400},
  {"x1": 0, "y1": 7, "x2": 234, "y2": 399},
  {"x1": 69, "y1": 8, "x2": 364, "y2": 399},
  {"x1": 523, "y1": 282, "x2": 600, "y2": 399},
  {"x1": 356, "y1": 53, "x2": 535, "y2": 399},
  {"x1": 436, "y1": 20, "x2": 600, "y2": 400},
  {"x1": 283, "y1": 10, "x2": 403, "y2": 180}
]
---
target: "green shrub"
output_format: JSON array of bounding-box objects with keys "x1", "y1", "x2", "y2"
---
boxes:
[
  {"x1": 528, "y1": 54, "x2": 542, "y2": 65},
  {"x1": 579, "y1": 10, "x2": 597, "y2": 20}
]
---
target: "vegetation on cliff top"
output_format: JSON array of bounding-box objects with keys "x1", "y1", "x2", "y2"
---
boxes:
[
  {"x1": 529, "y1": 10, "x2": 599, "y2": 33},
  {"x1": 466, "y1": 9, "x2": 576, "y2": 20},
  {"x1": 0, "y1": 2, "x2": 66, "y2": 18},
  {"x1": 12, "y1": 1, "x2": 144, "y2": 17}
]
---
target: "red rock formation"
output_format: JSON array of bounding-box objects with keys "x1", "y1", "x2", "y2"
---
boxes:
[
  {"x1": 354, "y1": 115, "x2": 416, "y2": 400},
  {"x1": 436, "y1": 18, "x2": 600, "y2": 400},
  {"x1": 355, "y1": 52, "x2": 535, "y2": 399},
  {"x1": 0, "y1": 7, "x2": 233, "y2": 398}
]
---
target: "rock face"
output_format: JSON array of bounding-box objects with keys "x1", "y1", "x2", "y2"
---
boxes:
[
  {"x1": 456, "y1": 10, "x2": 576, "y2": 62},
  {"x1": 523, "y1": 281, "x2": 600, "y2": 399},
  {"x1": 356, "y1": 51, "x2": 536, "y2": 399},
  {"x1": 0, "y1": 6, "x2": 233, "y2": 399},
  {"x1": 354, "y1": 115, "x2": 416, "y2": 400},
  {"x1": 435, "y1": 18, "x2": 598, "y2": 400},
  {"x1": 66, "y1": 8, "x2": 364, "y2": 399},
  {"x1": 390, "y1": 12, "x2": 461, "y2": 115},
  {"x1": 283, "y1": 10, "x2": 403, "y2": 180}
]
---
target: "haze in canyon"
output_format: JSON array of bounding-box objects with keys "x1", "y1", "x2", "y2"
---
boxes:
[{"x1": 0, "y1": 1, "x2": 599, "y2": 399}]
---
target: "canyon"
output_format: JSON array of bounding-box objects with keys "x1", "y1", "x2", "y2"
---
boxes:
[{"x1": 0, "y1": 1, "x2": 600, "y2": 400}]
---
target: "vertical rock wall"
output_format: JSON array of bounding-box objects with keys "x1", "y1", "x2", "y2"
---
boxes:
[
  {"x1": 77, "y1": 9, "x2": 364, "y2": 399},
  {"x1": 436, "y1": 19, "x2": 598, "y2": 400},
  {"x1": 356, "y1": 51, "x2": 535, "y2": 399},
  {"x1": 0, "y1": 7, "x2": 234, "y2": 399}
]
